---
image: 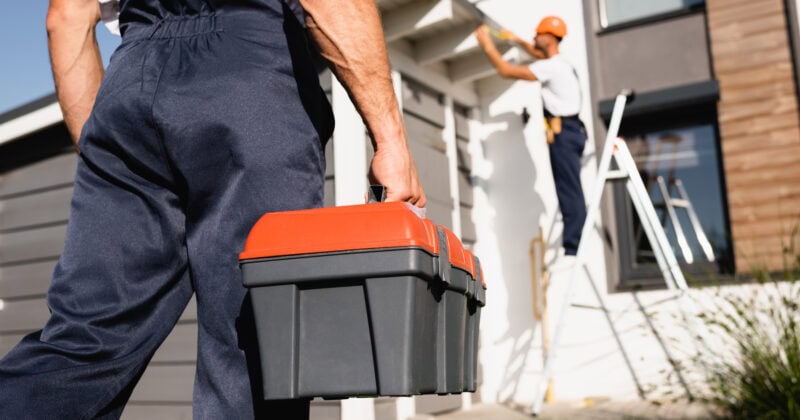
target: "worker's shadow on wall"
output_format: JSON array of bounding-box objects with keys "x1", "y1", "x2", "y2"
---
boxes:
[{"x1": 473, "y1": 105, "x2": 547, "y2": 403}]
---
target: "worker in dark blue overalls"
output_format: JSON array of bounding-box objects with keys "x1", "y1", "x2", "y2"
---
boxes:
[
  {"x1": 475, "y1": 16, "x2": 587, "y2": 258},
  {"x1": 0, "y1": 0, "x2": 426, "y2": 418}
]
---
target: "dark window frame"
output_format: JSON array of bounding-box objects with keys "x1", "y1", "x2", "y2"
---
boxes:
[
  {"x1": 785, "y1": 0, "x2": 800, "y2": 106},
  {"x1": 599, "y1": 82, "x2": 735, "y2": 289}
]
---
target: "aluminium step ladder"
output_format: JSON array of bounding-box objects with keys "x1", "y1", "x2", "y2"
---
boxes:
[{"x1": 531, "y1": 90, "x2": 713, "y2": 416}]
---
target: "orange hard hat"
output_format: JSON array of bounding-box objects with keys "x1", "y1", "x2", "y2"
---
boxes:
[{"x1": 536, "y1": 16, "x2": 567, "y2": 38}]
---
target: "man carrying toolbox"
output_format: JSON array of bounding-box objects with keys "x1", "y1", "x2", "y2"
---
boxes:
[
  {"x1": 476, "y1": 16, "x2": 587, "y2": 258},
  {"x1": 0, "y1": 0, "x2": 424, "y2": 418}
]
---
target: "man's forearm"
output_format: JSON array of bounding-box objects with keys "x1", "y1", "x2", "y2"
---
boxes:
[
  {"x1": 299, "y1": 0, "x2": 403, "y2": 149},
  {"x1": 47, "y1": 0, "x2": 104, "y2": 149}
]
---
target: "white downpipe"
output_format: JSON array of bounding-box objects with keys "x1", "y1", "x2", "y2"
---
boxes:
[
  {"x1": 443, "y1": 96, "x2": 462, "y2": 237},
  {"x1": 332, "y1": 77, "x2": 368, "y2": 206}
]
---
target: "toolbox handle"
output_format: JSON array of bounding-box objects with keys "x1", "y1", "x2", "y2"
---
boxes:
[
  {"x1": 367, "y1": 185, "x2": 387, "y2": 203},
  {"x1": 367, "y1": 184, "x2": 428, "y2": 219}
]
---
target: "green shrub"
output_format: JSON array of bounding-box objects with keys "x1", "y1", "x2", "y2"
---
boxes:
[{"x1": 695, "y1": 225, "x2": 800, "y2": 419}]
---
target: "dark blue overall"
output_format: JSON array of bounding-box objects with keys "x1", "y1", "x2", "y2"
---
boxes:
[
  {"x1": 549, "y1": 117, "x2": 587, "y2": 256},
  {"x1": 0, "y1": 0, "x2": 332, "y2": 418}
]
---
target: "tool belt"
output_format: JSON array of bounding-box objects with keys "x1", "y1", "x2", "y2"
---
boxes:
[{"x1": 543, "y1": 114, "x2": 580, "y2": 144}]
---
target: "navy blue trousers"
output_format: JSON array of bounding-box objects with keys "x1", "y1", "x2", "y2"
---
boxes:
[
  {"x1": 0, "y1": 6, "x2": 332, "y2": 419},
  {"x1": 549, "y1": 118, "x2": 587, "y2": 256}
]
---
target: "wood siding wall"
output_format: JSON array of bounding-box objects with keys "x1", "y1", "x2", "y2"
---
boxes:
[{"x1": 707, "y1": 0, "x2": 800, "y2": 272}]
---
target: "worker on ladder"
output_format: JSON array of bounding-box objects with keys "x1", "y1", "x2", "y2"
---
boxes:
[{"x1": 476, "y1": 16, "x2": 588, "y2": 259}]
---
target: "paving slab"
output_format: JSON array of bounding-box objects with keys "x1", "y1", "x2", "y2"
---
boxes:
[{"x1": 432, "y1": 401, "x2": 713, "y2": 419}]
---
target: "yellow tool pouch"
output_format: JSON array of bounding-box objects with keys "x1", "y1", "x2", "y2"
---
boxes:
[{"x1": 543, "y1": 116, "x2": 562, "y2": 144}]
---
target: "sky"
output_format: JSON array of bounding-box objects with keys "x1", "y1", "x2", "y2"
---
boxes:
[{"x1": 0, "y1": 2, "x2": 121, "y2": 114}]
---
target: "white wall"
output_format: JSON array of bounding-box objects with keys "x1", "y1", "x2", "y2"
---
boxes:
[
  {"x1": 469, "y1": 0, "x2": 613, "y2": 405},
  {"x1": 467, "y1": 0, "x2": 773, "y2": 409}
]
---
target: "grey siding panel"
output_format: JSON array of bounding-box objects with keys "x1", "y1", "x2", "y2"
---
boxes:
[
  {"x1": 323, "y1": 177, "x2": 335, "y2": 207},
  {"x1": 407, "y1": 141, "x2": 450, "y2": 203},
  {"x1": 415, "y1": 394, "x2": 462, "y2": 415},
  {"x1": 0, "y1": 224, "x2": 67, "y2": 264},
  {"x1": 180, "y1": 297, "x2": 197, "y2": 321},
  {"x1": 319, "y1": 69, "x2": 332, "y2": 92},
  {"x1": 456, "y1": 138, "x2": 471, "y2": 171},
  {"x1": 324, "y1": 136, "x2": 334, "y2": 177},
  {"x1": 424, "y1": 199, "x2": 453, "y2": 230},
  {"x1": 405, "y1": 114, "x2": 446, "y2": 151},
  {"x1": 129, "y1": 365, "x2": 195, "y2": 403},
  {"x1": 121, "y1": 404, "x2": 193, "y2": 420},
  {"x1": 0, "y1": 297, "x2": 197, "y2": 336},
  {"x1": 460, "y1": 206, "x2": 476, "y2": 243},
  {"x1": 0, "y1": 333, "x2": 24, "y2": 357},
  {"x1": 374, "y1": 397, "x2": 398, "y2": 420},
  {"x1": 310, "y1": 400, "x2": 341, "y2": 420},
  {"x1": 454, "y1": 112, "x2": 470, "y2": 140},
  {"x1": 0, "y1": 298, "x2": 50, "y2": 332},
  {"x1": 402, "y1": 80, "x2": 446, "y2": 127},
  {"x1": 0, "y1": 153, "x2": 76, "y2": 198},
  {"x1": 123, "y1": 385, "x2": 348, "y2": 419},
  {"x1": 0, "y1": 186, "x2": 72, "y2": 231},
  {"x1": 151, "y1": 322, "x2": 198, "y2": 363},
  {"x1": 0, "y1": 259, "x2": 57, "y2": 299},
  {"x1": 458, "y1": 169, "x2": 473, "y2": 207},
  {"x1": 595, "y1": 13, "x2": 712, "y2": 99}
]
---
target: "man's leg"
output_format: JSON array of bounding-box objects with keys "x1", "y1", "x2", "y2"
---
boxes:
[
  {"x1": 549, "y1": 122, "x2": 588, "y2": 256},
  {"x1": 149, "y1": 13, "x2": 331, "y2": 418}
]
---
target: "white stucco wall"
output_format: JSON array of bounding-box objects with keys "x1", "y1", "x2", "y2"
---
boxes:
[
  {"x1": 469, "y1": 0, "x2": 617, "y2": 405},
  {"x1": 465, "y1": 0, "x2": 728, "y2": 408},
  {"x1": 467, "y1": 1, "x2": 774, "y2": 410}
]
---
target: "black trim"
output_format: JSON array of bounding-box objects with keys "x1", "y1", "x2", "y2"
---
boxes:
[
  {"x1": 784, "y1": 0, "x2": 800, "y2": 112},
  {"x1": 598, "y1": 2, "x2": 706, "y2": 34},
  {"x1": 609, "y1": 106, "x2": 736, "y2": 286},
  {"x1": 0, "y1": 123, "x2": 73, "y2": 174},
  {"x1": 0, "y1": 93, "x2": 58, "y2": 125},
  {"x1": 598, "y1": 80, "x2": 719, "y2": 121}
]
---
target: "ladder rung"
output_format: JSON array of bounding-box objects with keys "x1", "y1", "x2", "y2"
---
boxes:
[
  {"x1": 606, "y1": 170, "x2": 628, "y2": 180},
  {"x1": 669, "y1": 199, "x2": 689, "y2": 208}
]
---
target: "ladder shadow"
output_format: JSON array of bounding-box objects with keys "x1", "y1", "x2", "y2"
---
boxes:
[
  {"x1": 630, "y1": 291, "x2": 698, "y2": 401},
  {"x1": 580, "y1": 266, "x2": 649, "y2": 400}
]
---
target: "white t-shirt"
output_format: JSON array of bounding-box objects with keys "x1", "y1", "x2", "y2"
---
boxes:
[
  {"x1": 99, "y1": 0, "x2": 121, "y2": 35},
  {"x1": 529, "y1": 55, "x2": 582, "y2": 117}
]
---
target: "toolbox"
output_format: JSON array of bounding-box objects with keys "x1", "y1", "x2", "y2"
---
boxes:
[{"x1": 239, "y1": 201, "x2": 485, "y2": 400}]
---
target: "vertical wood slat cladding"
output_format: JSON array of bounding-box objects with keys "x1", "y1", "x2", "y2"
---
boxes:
[{"x1": 707, "y1": 0, "x2": 800, "y2": 271}]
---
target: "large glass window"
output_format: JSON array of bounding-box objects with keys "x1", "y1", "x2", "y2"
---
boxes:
[
  {"x1": 600, "y1": 0, "x2": 704, "y2": 27},
  {"x1": 615, "y1": 121, "x2": 734, "y2": 285}
]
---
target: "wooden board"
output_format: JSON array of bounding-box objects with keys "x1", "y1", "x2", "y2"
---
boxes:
[
  {"x1": 0, "y1": 224, "x2": 67, "y2": 265},
  {"x1": 0, "y1": 153, "x2": 76, "y2": 198},
  {"x1": 0, "y1": 297, "x2": 197, "y2": 337},
  {"x1": 707, "y1": 0, "x2": 800, "y2": 272},
  {"x1": 0, "y1": 186, "x2": 72, "y2": 231},
  {"x1": 402, "y1": 79, "x2": 446, "y2": 127},
  {"x1": 0, "y1": 258, "x2": 58, "y2": 299},
  {"x1": 128, "y1": 364, "x2": 195, "y2": 403},
  {"x1": 121, "y1": 404, "x2": 192, "y2": 420}
]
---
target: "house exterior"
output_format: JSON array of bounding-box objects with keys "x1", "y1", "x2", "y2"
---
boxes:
[{"x1": 1, "y1": 0, "x2": 800, "y2": 418}]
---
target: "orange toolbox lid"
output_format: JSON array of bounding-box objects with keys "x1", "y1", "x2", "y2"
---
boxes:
[{"x1": 239, "y1": 202, "x2": 440, "y2": 260}]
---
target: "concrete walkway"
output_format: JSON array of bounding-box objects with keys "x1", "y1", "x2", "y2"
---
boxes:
[{"x1": 432, "y1": 401, "x2": 714, "y2": 419}]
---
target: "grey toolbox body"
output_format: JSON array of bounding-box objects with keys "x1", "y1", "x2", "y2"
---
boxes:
[{"x1": 239, "y1": 202, "x2": 486, "y2": 400}]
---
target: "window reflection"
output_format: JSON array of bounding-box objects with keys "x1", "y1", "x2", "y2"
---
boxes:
[
  {"x1": 623, "y1": 124, "x2": 733, "y2": 276},
  {"x1": 601, "y1": 0, "x2": 704, "y2": 27}
]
